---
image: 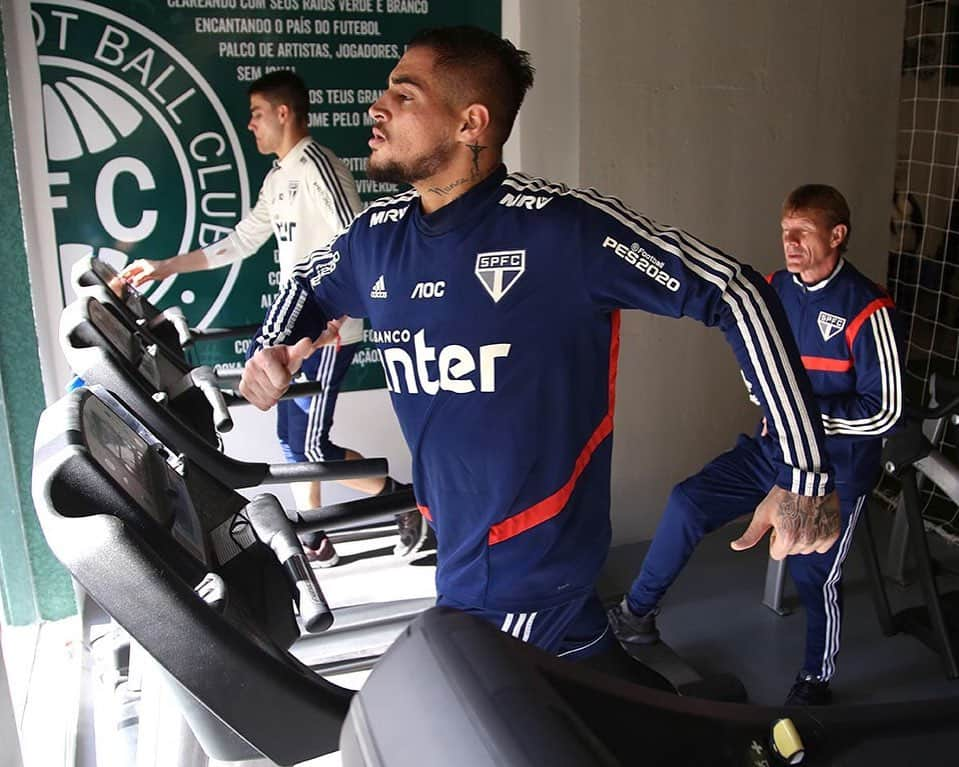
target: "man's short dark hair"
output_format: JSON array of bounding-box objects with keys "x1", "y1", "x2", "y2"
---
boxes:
[
  {"x1": 407, "y1": 26, "x2": 534, "y2": 145},
  {"x1": 249, "y1": 70, "x2": 309, "y2": 127},
  {"x1": 783, "y1": 184, "x2": 852, "y2": 254}
]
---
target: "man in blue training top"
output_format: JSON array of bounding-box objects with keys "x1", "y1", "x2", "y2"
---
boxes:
[
  {"x1": 610, "y1": 185, "x2": 902, "y2": 703},
  {"x1": 239, "y1": 26, "x2": 841, "y2": 667}
]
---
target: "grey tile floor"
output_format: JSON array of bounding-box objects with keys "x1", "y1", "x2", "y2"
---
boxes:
[{"x1": 599, "y1": 510, "x2": 959, "y2": 706}]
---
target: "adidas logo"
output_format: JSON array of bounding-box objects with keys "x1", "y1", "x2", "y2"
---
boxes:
[{"x1": 370, "y1": 274, "x2": 388, "y2": 299}]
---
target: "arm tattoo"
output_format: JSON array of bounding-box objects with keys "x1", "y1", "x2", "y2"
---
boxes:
[
  {"x1": 428, "y1": 177, "x2": 469, "y2": 196},
  {"x1": 467, "y1": 142, "x2": 486, "y2": 177}
]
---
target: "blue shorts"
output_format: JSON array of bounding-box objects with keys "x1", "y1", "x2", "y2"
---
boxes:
[
  {"x1": 437, "y1": 591, "x2": 613, "y2": 659},
  {"x1": 276, "y1": 342, "x2": 358, "y2": 463}
]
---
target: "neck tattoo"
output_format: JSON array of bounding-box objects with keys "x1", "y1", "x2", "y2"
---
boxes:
[
  {"x1": 467, "y1": 142, "x2": 487, "y2": 177},
  {"x1": 428, "y1": 177, "x2": 469, "y2": 196}
]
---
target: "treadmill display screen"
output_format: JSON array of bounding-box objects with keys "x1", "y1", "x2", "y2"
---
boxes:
[
  {"x1": 82, "y1": 395, "x2": 165, "y2": 525},
  {"x1": 88, "y1": 299, "x2": 138, "y2": 364},
  {"x1": 81, "y1": 393, "x2": 208, "y2": 564}
]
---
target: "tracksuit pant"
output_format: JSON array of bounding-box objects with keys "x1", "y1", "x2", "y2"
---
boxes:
[
  {"x1": 276, "y1": 342, "x2": 358, "y2": 463},
  {"x1": 626, "y1": 434, "x2": 864, "y2": 681},
  {"x1": 437, "y1": 591, "x2": 614, "y2": 659}
]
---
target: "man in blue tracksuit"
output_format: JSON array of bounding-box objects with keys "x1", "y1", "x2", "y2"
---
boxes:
[
  {"x1": 240, "y1": 27, "x2": 841, "y2": 665},
  {"x1": 612, "y1": 185, "x2": 902, "y2": 703}
]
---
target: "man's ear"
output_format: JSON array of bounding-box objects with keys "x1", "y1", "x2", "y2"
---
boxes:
[
  {"x1": 276, "y1": 103, "x2": 291, "y2": 125},
  {"x1": 830, "y1": 223, "x2": 848, "y2": 250},
  {"x1": 458, "y1": 103, "x2": 491, "y2": 142}
]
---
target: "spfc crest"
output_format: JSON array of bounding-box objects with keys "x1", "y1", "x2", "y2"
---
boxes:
[
  {"x1": 475, "y1": 250, "x2": 525, "y2": 303},
  {"x1": 817, "y1": 311, "x2": 847, "y2": 342}
]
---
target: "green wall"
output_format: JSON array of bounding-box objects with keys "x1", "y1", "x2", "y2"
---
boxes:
[{"x1": 0, "y1": 14, "x2": 75, "y2": 626}]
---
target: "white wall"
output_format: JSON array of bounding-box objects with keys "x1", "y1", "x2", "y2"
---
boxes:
[{"x1": 509, "y1": 0, "x2": 581, "y2": 186}]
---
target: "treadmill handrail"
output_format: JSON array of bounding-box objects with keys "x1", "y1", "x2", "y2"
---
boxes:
[
  {"x1": 246, "y1": 494, "x2": 333, "y2": 633},
  {"x1": 287, "y1": 489, "x2": 418, "y2": 535},
  {"x1": 266, "y1": 458, "x2": 388, "y2": 484}
]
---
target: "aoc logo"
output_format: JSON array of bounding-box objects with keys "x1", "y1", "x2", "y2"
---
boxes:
[{"x1": 33, "y1": 1, "x2": 249, "y2": 328}]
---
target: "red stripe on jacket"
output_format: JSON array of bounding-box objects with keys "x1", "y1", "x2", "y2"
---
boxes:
[
  {"x1": 487, "y1": 311, "x2": 621, "y2": 546},
  {"x1": 802, "y1": 356, "x2": 853, "y2": 373},
  {"x1": 845, "y1": 297, "x2": 894, "y2": 349}
]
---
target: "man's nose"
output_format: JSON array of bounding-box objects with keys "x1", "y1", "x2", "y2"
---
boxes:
[{"x1": 368, "y1": 97, "x2": 386, "y2": 121}]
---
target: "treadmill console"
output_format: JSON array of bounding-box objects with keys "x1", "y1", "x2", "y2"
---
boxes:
[{"x1": 81, "y1": 388, "x2": 208, "y2": 564}]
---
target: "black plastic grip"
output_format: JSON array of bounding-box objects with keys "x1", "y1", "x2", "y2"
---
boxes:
[
  {"x1": 267, "y1": 458, "x2": 388, "y2": 483},
  {"x1": 245, "y1": 494, "x2": 333, "y2": 633},
  {"x1": 191, "y1": 367, "x2": 234, "y2": 433},
  {"x1": 289, "y1": 488, "x2": 417, "y2": 536},
  {"x1": 214, "y1": 368, "x2": 243, "y2": 384},
  {"x1": 223, "y1": 379, "x2": 333, "y2": 404}
]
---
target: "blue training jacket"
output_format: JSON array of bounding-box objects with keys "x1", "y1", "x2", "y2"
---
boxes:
[
  {"x1": 763, "y1": 259, "x2": 903, "y2": 497},
  {"x1": 256, "y1": 165, "x2": 832, "y2": 612}
]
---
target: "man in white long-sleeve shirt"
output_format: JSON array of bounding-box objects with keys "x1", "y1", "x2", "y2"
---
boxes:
[{"x1": 123, "y1": 71, "x2": 426, "y2": 565}]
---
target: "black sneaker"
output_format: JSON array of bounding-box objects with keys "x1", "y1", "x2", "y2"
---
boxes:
[
  {"x1": 607, "y1": 596, "x2": 660, "y2": 645},
  {"x1": 377, "y1": 476, "x2": 407, "y2": 496},
  {"x1": 394, "y1": 509, "x2": 428, "y2": 558},
  {"x1": 784, "y1": 673, "x2": 832, "y2": 706},
  {"x1": 303, "y1": 533, "x2": 339, "y2": 568}
]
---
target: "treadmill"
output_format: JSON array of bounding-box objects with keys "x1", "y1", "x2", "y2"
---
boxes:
[
  {"x1": 71, "y1": 254, "x2": 260, "y2": 362},
  {"x1": 33, "y1": 385, "x2": 353, "y2": 763},
  {"x1": 58, "y1": 294, "x2": 433, "y2": 673}
]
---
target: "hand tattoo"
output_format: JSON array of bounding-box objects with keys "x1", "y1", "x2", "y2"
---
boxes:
[
  {"x1": 775, "y1": 489, "x2": 840, "y2": 545},
  {"x1": 467, "y1": 142, "x2": 486, "y2": 177}
]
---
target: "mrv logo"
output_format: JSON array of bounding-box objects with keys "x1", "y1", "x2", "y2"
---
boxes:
[
  {"x1": 369, "y1": 205, "x2": 409, "y2": 227},
  {"x1": 33, "y1": 0, "x2": 248, "y2": 330},
  {"x1": 602, "y1": 236, "x2": 681, "y2": 292},
  {"x1": 379, "y1": 329, "x2": 511, "y2": 395},
  {"x1": 499, "y1": 192, "x2": 552, "y2": 210}
]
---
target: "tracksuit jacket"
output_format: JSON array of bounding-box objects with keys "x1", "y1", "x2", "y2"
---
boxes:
[
  {"x1": 764, "y1": 259, "x2": 902, "y2": 496},
  {"x1": 255, "y1": 165, "x2": 833, "y2": 614}
]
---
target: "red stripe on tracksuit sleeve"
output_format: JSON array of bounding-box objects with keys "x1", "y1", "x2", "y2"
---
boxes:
[
  {"x1": 487, "y1": 311, "x2": 621, "y2": 546},
  {"x1": 845, "y1": 297, "x2": 894, "y2": 349}
]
